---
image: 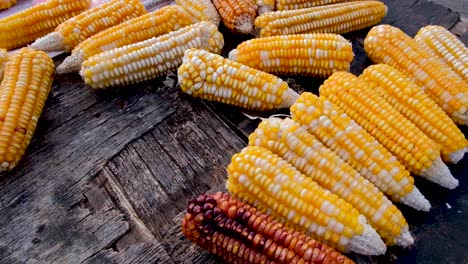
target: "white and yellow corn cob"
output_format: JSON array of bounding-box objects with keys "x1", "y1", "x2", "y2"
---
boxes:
[
  {"x1": 0, "y1": 48, "x2": 54, "y2": 171},
  {"x1": 255, "y1": 1, "x2": 387, "y2": 37},
  {"x1": 364, "y1": 25, "x2": 468, "y2": 125},
  {"x1": 212, "y1": 0, "x2": 257, "y2": 34},
  {"x1": 57, "y1": 5, "x2": 194, "y2": 74},
  {"x1": 320, "y1": 72, "x2": 458, "y2": 189},
  {"x1": 30, "y1": 0, "x2": 147, "y2": 52},
  {"x1": 0, "y1": 0, "x2": 16, "y2": 10},
  {"x1": 227, "y1": 146, "x2": 387, "y2": 255},
  {"x1": 414, "y1": 25, "x2": 468, "y2": 82},
  {"x1": 291, "y1": 92, "x2": 431, "y2": 211},
  {"x1": 178, "y1": 49, "x2": 299, "y2": 111},
  {"x1": 228, "y1": 33, "x2": 354, "y2": 77},
  {"x1": 276, "y1": 0, "x2": 349, "y2": 10},
  {"x1": 0, "y1": 0, "x2": 91, "y2": 50},
  {"x1": 255, "y1": 0, "x2": 275, "y2": 14},
  {"x1": 175, "y1": 0, "x2": 220, "y2": 26},
  {"x1": 249, "y1": 117, "x2": 413, "y2": 247},
  {"x1": 0, "y1": 49, "x2": 8, "y2": 82},
  {"x1": 360, "y1": 64, "x2": 468, "y2": 163},
  {"x1": 81, "y1": 22, "x2": 224, "y2": 89}
]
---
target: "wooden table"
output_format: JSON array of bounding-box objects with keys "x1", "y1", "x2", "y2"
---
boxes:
[{"x1": 0, "y1": 1, "x2": 467, "y2": 263}]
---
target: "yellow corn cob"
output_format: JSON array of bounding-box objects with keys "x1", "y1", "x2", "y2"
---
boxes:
[
  {"x1": 0, "y1": 0, "x2": 16, "y2": 10},
  {"x1": 178, "y1": 49, "x2": 299, "y2": 111},
  {"x1": 228, "y1": 33, "x2": 354, "y2": 77},
  {"x1": 320, "y1": 72, "x2": 458, "y2": 189},
  {"x1": 255, "y1": 1, "x2": 387, "y2": 37},
  {"x1": 0, "y1": 48, "x2": 54, "y2": 171},
  {"x1": 255, "y1": 0, "x2": 275, "y2": 14},
  {"x1": 414, "y1": 25, "x2": 468, "y2": 82},
  {"x1": 248, "y1": 117, "x2": 413, "y2": 247},
  {"x1": 175, "y1": 0, "x2": 220, "y2": 26},
  {"x1": 276, "y1": 0, "x2": 349, "y2": 10},
  {"x1": 56, "y1": 5, "x2": 194, "y2": 74},
  {"x1": 227, "y1": 146, "x2": 387, "y2": 255},
  {"x1": 212, "y1": 0, "x2": 257, "y2": 34},
  {"x1": 30, "y1": 0, "x2": 147, "y2": 52},
  {"x1": 0, "y1": 49, "x2": 8, "y2": 82},
  {"x1": 365, "y1": 25, "x2": 468, "y2": 125},
  {"x1": 360, "y1": 64, "x2": 468, "y2": 164},
  {"x1": 0, "y1": 0, "x2": 91, "y2": 50},
  {"x1": 291, "y1": 92, "x2": 431, "y2": 211},
  {"x1": 81, "y1": 22, "x2": 224, "y2": 89}
]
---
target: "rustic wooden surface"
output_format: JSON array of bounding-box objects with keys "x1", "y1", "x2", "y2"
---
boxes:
[{"x1": 0, "y1": 0, "x2": 467, "y2": 263}]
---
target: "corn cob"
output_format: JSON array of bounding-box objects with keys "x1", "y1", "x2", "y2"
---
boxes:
[
  {"x1": 81, "y1": 22, "x2": 223, "y2": 89},
  {"x1": 276, "y1": 0, "x2": 349, "y2": 10},
  {"x1": 255, "y1": 1, "x2": 387, "y2": 37},
  {"x1": 227, "y1": 146, "x2": 386, "y2": 255},
  {"x1": 56, "y1": 5, "x2": 194, "y2": 74},
  {"x1": 364, "y1": 25, "x2": 468, "y2": 125},
  {"x1": 291, "y1": 92, "x2": 431, "y2": 211},
  {"x1": 360, "y1": 64, "x2": 468, "y2": 164},
  {"x1": 30, "y1": 0, "x2": 146, "y2": 52},
  {"x1": 175, "y1": 0, "x2": 220, "y2": 26},
  {"x1": 0, "y1": 0, "x2": 91, "y2": 50},
  {"x1": 228, "y1": 33, "x2": 354, "y2": 77},
  {"x1": 178, "y1": 49, "x2": 299, "y2": 111},
  {"x1": 0, "y1": 48, "x2": 54, "y2": 171},
  {"x1": 183, "y1": 192, "x2": 355, "y2": 264},
  {"x1": 0, "y1": 0, "x2": 16, "y2": 10},
  {"x1": 255, "y1": 0, "x2": 275, "y2": 15},
  {"x1": 319, "y1": 72, "x2": 458, "y2": 189},
  {"x1": 212, "y1": 0, "x2": 257, "y2": 34},
  {"x1": 248, "y1": 117, "x2": 413, "y2": 247},
  {"x1": 414, "y1": 25, "x2": 468, "y2": 82},
  {"x1": 0, "y1": 49, "x2": 8, "y2": 82}
]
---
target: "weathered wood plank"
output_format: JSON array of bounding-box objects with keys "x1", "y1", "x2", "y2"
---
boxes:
[
  {"x1": 82, "y1": 243, "x2": 174, "y2": 264},
  {"x1": 0, "y1": 72, "x2": 180, "y2": 262}
]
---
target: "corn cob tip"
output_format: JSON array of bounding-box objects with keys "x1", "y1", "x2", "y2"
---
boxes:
[
  {"x1": 399, "y1": 186, "x2": 431, "y2": 212},
  {"x1": 227, "y1": 48, "x2": 238, "y2": 61},
  {"x1": 56, "y1": 53, "x2": 83, "y2": 74},
  {"x1": 347, "y1": 218, "x2": 386, "y2": 255},
  {"x1": 396, "y1": 229, "x2": 414, "y2": 248},
  {"x1": 421, "y1": 156, "x2": 458, "y2": 189},
  {"x1": 29, "y1": 32, "x2": 65, "y2": 52},
  {"x1": 236, "y1": 13, "x2": 255, "y2": 34},
  {"x1": 449, "y1": 148, "x2": 468, "y2": 164}
]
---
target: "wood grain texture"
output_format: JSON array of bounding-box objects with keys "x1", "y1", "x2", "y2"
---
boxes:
[{"x1": 0, "y1": 0, "x2": 467, "y2": 263}]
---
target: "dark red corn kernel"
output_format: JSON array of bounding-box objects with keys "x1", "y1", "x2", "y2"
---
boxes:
[{"x1": 181, "y1": 192, "x2": 354, "y2": 264}]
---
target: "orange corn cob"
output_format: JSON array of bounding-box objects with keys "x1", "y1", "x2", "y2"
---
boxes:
[
  {"x1": 0, "y1": 48, "x2": 54, "y2": 171},
  {"x1": 229, "y1": 33, "x2": 354, "y2": 77},
  {"x1": 414, "y1": 25, "x2": 468, "y2": 82},
  {"x1": 227, "y1": 146, "x2": 387, "y2": 255},
  {"x1": 212, "y1": 0, "x2": 257, "y2": 34},
  {"x1": 255, "y1": 1, "x2": 387, "y2": 37},
  {"x1": 291, "y1": 92, "x2": 431, "y2": 211},
  {"x1": 182, "y1": 192, "x2": 355, "y2": 264},
  {"x1": 0, "y1": 49, "x2": 8, "y2": 82},
  {"x1": 364, "y1": 25, "x2": 468, "y2": 125},
  {"x1": 175, "y1": 0, "x2": 220, "y2": 26},
  {"x1": 320, "y1": 72, "x2": 457, "y2": 189},
  {"x1": 0, "y1": 0, "x2": 16, "y2": 10},
  {"x1": 0, "y1": 0, "x2": 91, "y2": 50},
  {"x1": 30, "y1": 0, "x2": 146, "y2": 52},
  {"x1": 248, "y1": 117, "x2": 413, "y2": 247},
  {"x1": 178, "y1": 49, "x2": 299, "y2": 111},
  {"x1": 360, "y1": 64, "x2": 468, "y2": 163},
  {"x1": 56, "y1": 5, "x2": 194, "y2": 74},
  {"x1": 276, "y1": 0, "x2": 349, "y2": 10}
]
